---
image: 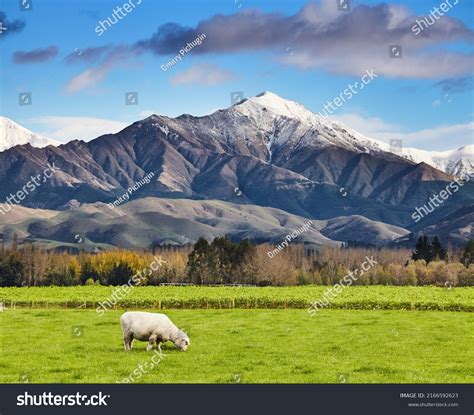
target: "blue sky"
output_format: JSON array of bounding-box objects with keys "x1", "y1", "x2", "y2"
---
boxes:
[{"x1": 0, "y1": 0, "x2": 473, "y2": 150}]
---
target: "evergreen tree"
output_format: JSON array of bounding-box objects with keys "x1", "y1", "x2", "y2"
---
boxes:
[
  {"x1": 0, "y1": 253, "x2": 23, "y2": 287},
  {"x1": 431, "y1": 236, "x2": 447, "y2": 261},
  {"x1": 108, "y1": 261, "x2": 135, "y2": 285},
  {"x1": 187, "y1": 237, "x2": 255, "y2": 284},
  {"x1": 209, "y1": 236, "x2": 235, "y2": 283},
  {"x1": 412, "y1": 235, "x2": 433, "y2": 263},
  {"x1": 187, "y1": 238, "x2": 211, "y2": 284},
  {"x1": 80, "y1": 260, "x2": 99, "y2": 284},
  {"x1": 460, "y1": 240, "x2": 474, "y2": 267}
]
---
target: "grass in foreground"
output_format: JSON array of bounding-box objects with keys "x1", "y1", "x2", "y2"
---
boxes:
[
  {"x1": 0, "y1": 308, "x2": 472, "y2": 383},
  {"x1": 1, "y1": 285, "x2": 473, "y2": 311}
]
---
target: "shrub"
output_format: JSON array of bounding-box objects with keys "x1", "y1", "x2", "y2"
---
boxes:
[{"x1": 458, "y1": 265, "x2": 474, "y2": 286}]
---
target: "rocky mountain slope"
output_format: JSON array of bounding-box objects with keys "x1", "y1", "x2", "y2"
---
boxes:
[{"x1": 0, "y1": 92, "x2": 472, "y2": 246}]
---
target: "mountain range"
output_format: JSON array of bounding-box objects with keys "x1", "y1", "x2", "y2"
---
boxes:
[
  {"x1": 2, "y1": 96, "x2": 471, "y2": 177},
  {"x1": 0, "y1": 92, "x2": 472, "y2": 249}
]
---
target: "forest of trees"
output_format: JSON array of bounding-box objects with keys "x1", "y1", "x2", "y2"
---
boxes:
[
  {"x1": 411, "y1": 236, "x2": 447, "y2": 262},
  {"x1": 0, "y1": 235, "x2": 472, "y2": 287}
]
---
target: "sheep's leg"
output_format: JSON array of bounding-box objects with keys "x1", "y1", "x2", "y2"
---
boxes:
[
  {"x1": 147, "y1": 334, "x2": 158, "y2": 351},
  {"x1": 123, "y1": 334, "x2": 133, "y2": 351}
]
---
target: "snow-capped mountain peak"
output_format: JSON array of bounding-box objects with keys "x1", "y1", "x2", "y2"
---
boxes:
[
  {"x1": 230, "y1": 92, "x2": 473, "y2": 177},
  {"x1": 231, "y1": 92, "x2": 392, "y2": 157},
  {"x1": 0, "y1": 116, "x2": 61, "y2": 152},
  {"x1": 234, "y1": 91, "x2": 322, "y2": 125}
]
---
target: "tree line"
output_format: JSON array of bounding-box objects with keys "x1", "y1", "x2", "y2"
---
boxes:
[{"x1": 0, "y1": 235, "x2": 472, "y2": 287}]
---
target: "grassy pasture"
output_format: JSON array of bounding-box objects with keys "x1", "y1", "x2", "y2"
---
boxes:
[
  {"x1": 0, "y1": 308, "x2": 472, "y2": 383},
  {"x1": 0, "y1": 286, "x2": 472, "y2": 383}
]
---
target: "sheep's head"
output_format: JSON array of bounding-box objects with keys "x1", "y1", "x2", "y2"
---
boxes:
[{"x1": 175, "y1": 330, "x2": 190, "y2": 351}]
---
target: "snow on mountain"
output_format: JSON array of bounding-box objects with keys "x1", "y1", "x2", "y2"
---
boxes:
[
  {"x1": 232, "y1": 92, "x2": 397, "y2": 155},
  {"x1": 330, "y1": 121, "x2": 473, "y2": 177},
  {"x1": 397, "y1": 145, "x2": 473, "y2": 177},
  {"x1": 230, "y1": 91, "x2": 368, "y2": 156},
  {"x1": 0, "y1": 116, "x2": 61, "y2": 152},
  {"x1": 1, "y1": 95, "x2": 470, "y2": 177},
  {"x1": 231, "y1": 92, "x2": 473, "y2": 177},
  {"x1": 237, "y1": 91, "x2": 319, "y2": 124}
]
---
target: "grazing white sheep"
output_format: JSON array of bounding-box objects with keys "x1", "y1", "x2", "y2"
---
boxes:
[{"x1": 120, "y1": 311, "x2": 190, "y2": 352}]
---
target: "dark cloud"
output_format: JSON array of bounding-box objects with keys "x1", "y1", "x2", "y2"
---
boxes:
[
  {"x1": 13, "y1": 46, "x2": 58, "y2": 64},
  {"x1": 132, "y1": 1, "x2": 474, "y2": 79},
  {"x1": 435, "y1": 77, "x2": 474, "y2": 94},
  {"x1": 63, "y1": 1, "x2": 474, "y2": 85},
  {"x1": 135, "y1": 13, "x2": 290, "y2": 55},
  {"x1": 0, "y1": 11, "x2": 26, "y2": 37},
  {"x1": 135, "y1": 23, "x2": 197, "y2": 55}
]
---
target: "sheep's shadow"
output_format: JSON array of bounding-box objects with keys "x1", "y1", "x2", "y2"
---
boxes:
[{"x1": 121, "y1": 341, "x2": 181, "y2": 354}]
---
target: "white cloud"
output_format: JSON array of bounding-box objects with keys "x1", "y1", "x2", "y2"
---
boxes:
[
  {"x1": 170, "y1": 63, "x2": 236, "y2": 86},
  {"x1": 332, "y1": 113, "x2": 400, "y2": 137},
  {"x1": 30, "y1": 116, "x2": 128, "y2": 142},
  {"x1": 64, "y1": 46, "x2": 136, "y2": 93},
  {"x1": 65, "y1": 67, "x2": 110, "y2": 93},
  {"x1": 392, "y1": 122, "x2": 474, "y2": 150},
  {"x1": 280, "y1": 1, "x2": 474, "y2": 79},
  {"x1": 333, "y1": 113, "x2": 474, "y2": 150}
]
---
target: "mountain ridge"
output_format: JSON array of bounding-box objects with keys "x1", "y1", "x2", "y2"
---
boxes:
[
  {"x1": 0, "y1": 92, "x2": 472, "y2": 246},
  {"x1": 0, "y1": 197, "x2": 411, "y2": 250},
  {"x1": 1, "y1": 93, "x2": 471, "y2": 176}
]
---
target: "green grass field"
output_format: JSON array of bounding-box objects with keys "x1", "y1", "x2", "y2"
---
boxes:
[
  {"x1": 1, "y1": 285, "x2": 473, "y2": 311},
  {"x1": 0, "y1": 286, "x2": 473, "y2": 383},
  {"x1": 0, "y1": 309, "x2": 473, "y2": 383}
]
